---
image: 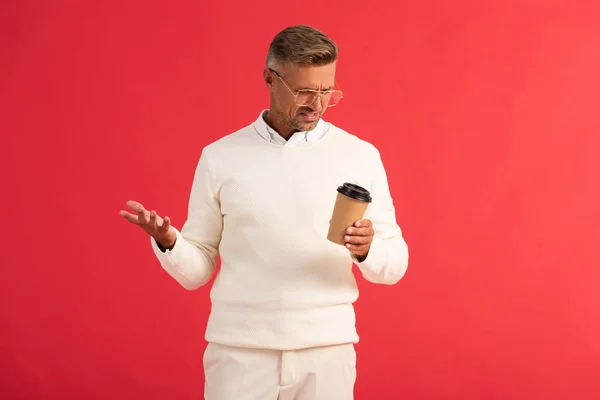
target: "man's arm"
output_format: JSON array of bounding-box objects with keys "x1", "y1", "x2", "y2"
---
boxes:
[
  {"x1": 151, "y1": 148, "x2": 223, "y2": 290},
  {"x1": 353, "y1": 152, "x2": 409, "y2": 285}
]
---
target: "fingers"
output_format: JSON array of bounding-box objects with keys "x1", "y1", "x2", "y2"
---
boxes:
[
  {"x1": 125, "y1": 200, "x2": 150, "y2": 225},
  {"x1": 345, "y1": 219, "x2": 374, "y2": 236},
  {"x1": 344, "y1": 219, "x2": 374, "y2": 258},
  {"x1": 126, "y1": 200, "x2": 146, "y2": 214},
  {"x1": 353, "y1": 219, "x2": 372, "y2": 228},
  {"x1": 149, "y1": 210, "x2": 167, "y2": 231},
  {"x1": 345, "y1": 243, "x2": 370, "y2": 255},
  {"x1": 121, "y1": 201, "x2": 155, "y2": 228},
  {"x1": 344, "y1": 234, "x2": 370, "y2": 245},
  {"x1": 138, "y1": 208, "x2": 149, "y2": 225},
  {"x1": 345, "y1": 226, "x2": 374, "y2": 237},
  {"x1": 120, "y1": 210, "x2": 139, "y2": 224},
  {"x1": 121, "y1": 202, "x2": 173, "y2": 246},
  {"x1": 160, "y1": 216, "x2": 171, "y2": 233},
  {"x1": 149, "y1": 210, "x2": 158, "y2": 229}
]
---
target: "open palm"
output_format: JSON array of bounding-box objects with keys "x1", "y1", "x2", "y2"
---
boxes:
[{"x1": 119, "y1": 200, "x2": 176, "y2": 249}]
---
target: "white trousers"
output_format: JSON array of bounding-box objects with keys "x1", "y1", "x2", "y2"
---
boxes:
[{"x1": 203, "y1": 342, "x2": 356, "y2": 400}]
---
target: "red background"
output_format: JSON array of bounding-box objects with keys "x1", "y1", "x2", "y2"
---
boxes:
[{"x1": 2, "y1": 1, "x2": 599, "y2": 399}]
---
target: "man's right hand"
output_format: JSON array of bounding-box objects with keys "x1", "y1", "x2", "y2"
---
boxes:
[{"x1": 120, "y1": 200, "x2": 177, "y2": 251}]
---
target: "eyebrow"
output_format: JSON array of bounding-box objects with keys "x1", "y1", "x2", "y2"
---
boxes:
[
  {"x1": 270, "y1": 68, "x2": 334, "y2": 92},
  {"x1": 296, "y1": 84, "x2": 335, "y2": 92}
]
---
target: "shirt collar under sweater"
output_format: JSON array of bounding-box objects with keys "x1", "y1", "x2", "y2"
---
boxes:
[{"x1": 253, "y1": 109, "x2": 329, "y2": 146}]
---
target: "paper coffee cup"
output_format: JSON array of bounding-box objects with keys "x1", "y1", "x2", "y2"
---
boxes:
[{"x1": 327, "y1": 183, "x2": 372, "y2": 245}]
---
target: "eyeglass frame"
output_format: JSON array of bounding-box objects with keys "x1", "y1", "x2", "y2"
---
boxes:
[{"x1": 267, "y1": 67, "x2": 344, "y2": 108}]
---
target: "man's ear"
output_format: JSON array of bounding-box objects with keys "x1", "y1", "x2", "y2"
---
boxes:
[{"x1": 264, "y1": 68, "x2": 274, "y2": 89}]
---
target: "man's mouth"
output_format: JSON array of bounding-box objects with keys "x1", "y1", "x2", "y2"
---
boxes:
[{"x1": 299, "y1": 111, "x2": 319, "y2": 122}]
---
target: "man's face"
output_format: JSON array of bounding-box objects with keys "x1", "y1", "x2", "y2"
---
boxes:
[{"x1": 269, "y1": 62, "x2": 337, "y2": 132}]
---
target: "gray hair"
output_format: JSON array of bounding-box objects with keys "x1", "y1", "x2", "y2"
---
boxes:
[{"x1": 266, "y1": 25, "x2": 339, "y2": 69}]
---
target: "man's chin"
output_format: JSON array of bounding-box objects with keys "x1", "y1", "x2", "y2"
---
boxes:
[{"x1": 294, "y1": 119, "x2": 319, "y2": 132}]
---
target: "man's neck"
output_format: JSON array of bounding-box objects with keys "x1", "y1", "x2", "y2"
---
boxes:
[{"x1": 263, "y1": 110, "x2": 296, "y2": 141}]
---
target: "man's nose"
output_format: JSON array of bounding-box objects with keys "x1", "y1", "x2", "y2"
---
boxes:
[{"x1": 311, "y1": 95, "x2": 324, "y2": 111}]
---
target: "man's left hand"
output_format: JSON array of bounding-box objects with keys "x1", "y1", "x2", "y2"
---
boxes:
[{"x1": 344, "y1": 219, "x2": 374, "y2": 262}]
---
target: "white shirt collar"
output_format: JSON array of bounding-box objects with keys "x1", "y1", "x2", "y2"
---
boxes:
[{"x1": 253, "y1": 109, "x2": 329, "y2": 146}]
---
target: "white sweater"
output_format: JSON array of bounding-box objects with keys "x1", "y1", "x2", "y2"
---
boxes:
[{"x1": 151, "y1": 115, "x2": 409, "y2": 350}]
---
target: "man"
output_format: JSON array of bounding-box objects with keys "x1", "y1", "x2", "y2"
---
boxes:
[{"x1": 120, "y1": 25, "x2": 409, "y2": 400}]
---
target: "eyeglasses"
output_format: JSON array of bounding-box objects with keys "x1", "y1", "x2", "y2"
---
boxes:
[{"x1": 268, "y1": 68, "x2": 344, "y2": 107}]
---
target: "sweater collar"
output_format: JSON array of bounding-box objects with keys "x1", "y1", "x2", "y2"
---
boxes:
[{"x1": 253, "y1": 109, "x2": 328, "y2": 146}]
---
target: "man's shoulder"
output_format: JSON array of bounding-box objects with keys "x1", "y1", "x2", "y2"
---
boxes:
[
  {"x1": 201, "y1": 123, "x2": 255, "y2": 154},
  {"x1": 328, "y1": 122, "x2": 381, "y2": 158}
]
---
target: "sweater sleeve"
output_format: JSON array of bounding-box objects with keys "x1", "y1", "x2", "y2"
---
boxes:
[
  {"x1": 353, "y1": 152, "x2": 409, "y2": 285},
  {"x1": 150, "y1": 148, "x2": 223, "y2": 290}
]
